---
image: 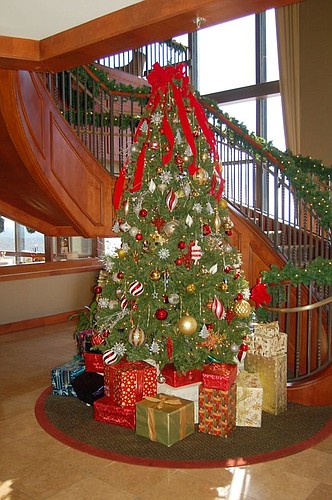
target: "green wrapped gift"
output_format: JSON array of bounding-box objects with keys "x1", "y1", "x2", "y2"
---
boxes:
[{"x1": 136, "y1": 393, "x2": 194, "y2": 447}]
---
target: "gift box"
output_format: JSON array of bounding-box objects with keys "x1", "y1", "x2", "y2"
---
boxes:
[
  {"x1": 51, "y1": 358, "x2": 85, "y2": 397},
  {"x1": 106, "y1": 360, "x2": 157, "y2": 407},
  {"x1": 93, "y1": 395, "x2": 136, "y2": 429},
  {"x1": 248, "y1": 321, "x2": 287, "y2": 357},
  {"x1": 71, "y1": 371, "x2": 104, "y2": 405},
  {"x1": 103, "y1": 358, "x2": 127, "y2": 397},
  {"x1": 136, "y1": 394, "x2": 194, "y2": 447},
  {"x1": 198, "y1": 384, "x2": 236, "y2": 437},
  {"x1": 236, "y1": 371, "x2": 263, "y2": 427},
  {"x1": 244, "y1": 353, "x2": 287, "y2": 415},
  {"x1": 161, "y1": 363, "x2": 203, "y2": 387},
  {"x1": 202, "y1": 363, "x2": 237, "y2": 390},
  {"x1": 84, "y1": 352, "x2": 104, "y2": 373},
  {"x1": 74, "y1": 328, "x2": 93, "y2": 357},
  {"x1": 157, "y1": 381, "x2": 201, "y2": 423}
]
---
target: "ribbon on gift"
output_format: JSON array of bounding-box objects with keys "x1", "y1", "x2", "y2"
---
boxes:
[{"x1": 142, "y1": 394, "x2": 188, "y2": 444}]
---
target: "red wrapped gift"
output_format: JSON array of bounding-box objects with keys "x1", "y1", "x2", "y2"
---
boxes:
[
  {"x1": 161, "y1": 363, "x2": 203, "y2": 387},
  {"x1": 198, "y1": 385, "x2": 236, "y2": 437},
  {"x1": 202, "y1": 363, "x2": 237, "y2": 390},
  {"x1": 84, "y1": 352, "x2": 104, "y2": 373},
  {"x1": 106, "y1": 360, "x2": 157, "y2": 407},
  {"x1": 93, "y1": 395, "x2": 135, "y2": 429}
]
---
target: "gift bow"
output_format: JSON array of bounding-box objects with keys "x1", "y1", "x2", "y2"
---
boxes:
[{"x1": 144, "y1": 395, "x2": 182, "y2": 409}]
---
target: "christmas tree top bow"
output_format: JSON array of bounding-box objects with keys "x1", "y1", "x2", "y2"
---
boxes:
[{"x1": 113, "y1": 62, "x2": 224, "y2": 210}]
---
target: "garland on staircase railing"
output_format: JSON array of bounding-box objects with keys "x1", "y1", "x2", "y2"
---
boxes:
[{"x1": 59, "y1": 65, "x2": 332, "y2": 288}]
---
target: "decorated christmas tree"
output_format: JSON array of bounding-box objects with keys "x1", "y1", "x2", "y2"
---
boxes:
[{"x1": 91, "y1": 63, "x2": 252, "y2": 373}]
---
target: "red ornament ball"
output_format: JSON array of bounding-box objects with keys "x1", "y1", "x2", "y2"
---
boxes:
[
  {"x1": 202, "y1": 224, "x2": 211, "y2": 236},
  {"x1": 139, "y1": 208, "x2": 148, "y2": 217},
  {"x1": 155, "y1": 308, "x2": 168, "y2": 320},
  {"x1": 94, "y1": 285, "x2": 102, "y2": 294},
  {"x1": 135, "y1": 233, "x2": 143, "y2": 241},
  {"x1": 178, "y1": 240, "x2": 186, "y2": 250},
  {"x1": 237, "y1": 293, "x2": 243, "y2": 300},
  {"x1": 175, "y1": 257, "x2": 184, "y2": 266},
  {"x1": 224, "y1": 265, "x2": 233, "y2": 273},
  {"x1": 225, "y1": 230, "x2": 233, "y2": 236},
  {"x1": 117, "y1": 271, "x2": 124, "y2": 280}
]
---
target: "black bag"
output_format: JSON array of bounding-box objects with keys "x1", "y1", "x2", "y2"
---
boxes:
[{"x1": 72, "y1": 371, "x2": 104, "y2": 405}]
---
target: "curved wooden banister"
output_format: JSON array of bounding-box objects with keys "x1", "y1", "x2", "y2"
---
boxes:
[{"x1": 0, "y1": 69, "x2": 116, "y2": 237}]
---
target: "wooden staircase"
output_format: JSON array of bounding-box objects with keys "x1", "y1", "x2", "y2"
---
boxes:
[{"x1": 0, "y1": 69, "x2": 115, "y2": 237}]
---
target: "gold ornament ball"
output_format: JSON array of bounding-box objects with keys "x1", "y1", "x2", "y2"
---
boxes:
[
  {"x1": 128, "y1": 325, "x2": 145, "y2": 347},
  {"x1": 219, "y1": 199, "x2": 228, "y2": 209},
  {"x1": 233, "y1": 299, "x2": 252, "y2": 318},
  {"x1": 177, "y1": 314, "x2": 198, "y2": 335},
  {"x1": 186, "y1": 283, "x2": 196, "y2": 294},
  {"x1": 193, "y1": 168, "x2": 209, "y2": 185},
  {"x1": 150, "y1": 269, "x2": 161, "y2": 281},
  {"x1": 156, "y1": 166, "x2": 163, "y2": 174},
  {"x1": 219, "y1": 282, "x2": 228, "y2": 291},
  {"x1": 117, "y1": 248, "x2": 127, "y2": 259}
]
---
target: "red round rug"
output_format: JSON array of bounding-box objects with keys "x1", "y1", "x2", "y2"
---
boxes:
[{"x1": 35, "y1": 387, "x2": 332, "y2": 469}]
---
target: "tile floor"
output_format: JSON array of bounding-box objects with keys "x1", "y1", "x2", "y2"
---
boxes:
[{"x1": 1, "y1": 323, "x2": 332, "y2": 499}]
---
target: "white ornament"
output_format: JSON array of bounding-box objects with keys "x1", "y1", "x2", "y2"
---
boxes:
[
  {"x1": 103, "y1": 350, "x2": 118, "y2": 365},
  {"x1": 119, "y1": 222, "x2": 131, "y2": 232},
  {"x1": 199, "y1": 324, "x2": 209, "y2": 339},
  {"x1": 159, "y1": 170, "x2": 173, "y2": 184},
  {"x1": 158, "y1": 248, "x2": 170, "y2": 260},
  {"x1": 140, "y1": 120, "x2": 149, "y2": 133},
  {"x1": 212, "y1": 295, "x2": 225, "y2": 320},
  {"x1": 112, "y1": 221, "x2": 120, "y2": 233},
  {"x1": 183, "y1": 183, "x2": 191, "y2": 197},
  {"x1": 175, "y1": 129, "x2": 182, "y2": 145},
  {"x1": 148, "y1": 179, "x2": 156, "y2": 193},
  {"x1": 149, "y1": 340, "x2": 161, "y2": 354},
  {"x1": 129, "y1": 226, "x2": 139, "y2": 237},
  {"x1": 112, "y1": 342, "x2": 127, "y2": 356},
  {"x1": 158, "y1": 183, "x2": 167, "y2": 194},
  {"x1": 185, "y1": 214, "x2": 193, "y2": 227},
  {"x1": 128, "y1": 280, "x2": 144, "y2": 296},
  {"x1": 209, "y1": 264, "x2": 218, "y2": 274},
  {"x1": 98, "y1": 298, "x2": 109, "y2": 309},
  {"x1": 193, "y1": 203, "x2": 203, "y2": 213},
  {"x1": 191, "y1": 240, "x2": 203, "y2": 264}
]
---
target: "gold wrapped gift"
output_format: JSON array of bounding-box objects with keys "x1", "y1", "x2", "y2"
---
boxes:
[
  {"x1": 244, "y1": 353, "x2": 287, "y2": 415},
  {"x1": 236, "y1": 371, "x2": 263, "y2": 427},
  {"x1": 136, "y1": 394, "x2": 194, "y2": 447},
  {"x1": 248, "y1": 322, "x2": 287, "y2": 357}
]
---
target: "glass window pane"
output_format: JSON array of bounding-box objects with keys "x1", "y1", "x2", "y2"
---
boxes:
[
  {"x1": 219, "y1": 100, "x2": 256, "y2": 136},
  {"x1": 198, "y1": 15, "x2": 256, "y2": 94},
  {"x1": 266, "y1": 95, "x2": 285, "y2": 151},
  {"x1": 266, "y1": 9, "x2": 280, "y2": 81}
]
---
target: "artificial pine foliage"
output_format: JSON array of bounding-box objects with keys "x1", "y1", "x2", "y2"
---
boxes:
[{"x1": 92, "y1": 63, "x2": 251, "y2": 372}]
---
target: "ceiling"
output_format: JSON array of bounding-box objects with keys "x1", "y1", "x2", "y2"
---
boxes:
[
  {"x1": 0, "y1": 0, "x2": 301, "y2": 72},
  {"x1": 0, "y1": 0, "x2": 143, "y2": 40}
]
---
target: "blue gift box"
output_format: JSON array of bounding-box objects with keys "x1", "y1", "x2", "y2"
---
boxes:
[{"x1": 51, "y1": 358, "x2": 86, "y2": 396}]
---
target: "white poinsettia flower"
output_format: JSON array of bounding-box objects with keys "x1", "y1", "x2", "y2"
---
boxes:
[
  {"x1": 193, "y1": 203, "x2": 203, "y2": 213},
  {"x1": 158, "y1": 248, "x2": 170, "y2": 259},
  {"x1": 98, "y1": 298, "x2": 109, "y2": 309},
  {"x1": 151, "y1": 112, "x2": 163, "y2": 125},
  {"x1": 112, "y1": 342, "x2": 127, "y2": 356},
  {"x1": 159, "y1": 170, "x2": 173, "y2": 184}
]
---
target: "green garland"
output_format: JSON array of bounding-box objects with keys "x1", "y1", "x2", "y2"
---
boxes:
[
  {"x1": 261, "y1": 257, "x2": 332, "y2": 287},
  {"x1": 198, "y1": 94, "x2": 332, "y2": 230}
]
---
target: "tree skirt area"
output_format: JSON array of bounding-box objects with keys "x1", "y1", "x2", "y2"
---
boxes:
[{"x1": 35, "y1": 387, "x2": 332, "y2": 469}]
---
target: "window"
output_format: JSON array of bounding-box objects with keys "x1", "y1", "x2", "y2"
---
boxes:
[
  {"x1": 197, "y1": 9, "x2": 285, "y2": 150},
  {"x1": 0, "y1": 216, "x2": 96, "y2": 266}
]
